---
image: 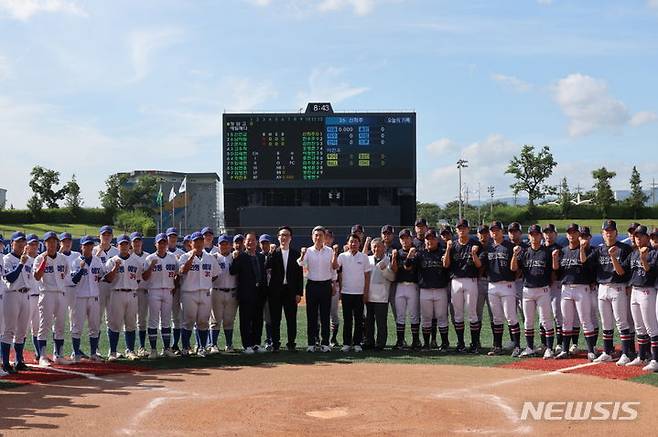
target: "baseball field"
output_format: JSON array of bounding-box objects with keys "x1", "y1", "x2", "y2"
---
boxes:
[{"x1": 1, "y1": 306, "x2": 657, "y2": 435}]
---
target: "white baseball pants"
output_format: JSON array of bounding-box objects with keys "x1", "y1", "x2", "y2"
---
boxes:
[
  {"x1": 71, "y1": 296, "x2": 101, "y2": 338},
  {"x1": 148, "y1": 289, "x2": 173, "y2": 330},
  {"x1": 561, "y1": 284, "x2": 595, "y2": 334},
  {"x1": 108, "y1": 290, "x2": 138, "y2": 332},
  {"x1": 395, "y1": 283, "x2": 420, "y2": 325},
  {"x1": 37, "y1": 290, "x2": 68, "y2": 341},
  {"x1": 630, "y1": 287, "x2": 658, "y2": 337},
  {"x1": 210, "y1": 288, "x2": 239, "y2": 331},
  {"x1": 2, "y1": 291, "x2": 30, "y2": 344},
  {"x1": 488, "y1": 281, "x2": 518, "y2": 326},
  {"x1": 420, "y1": 288, "x2": 449, "y2": 329},
  {"x1": 598, "y1": 283, "x2": 630, "y2": 332},
  {"x1": 451, "y1": 278, "x2": 479, "y2": 324},
  {"x1": 522, "y1": 286, "x2": 554, "y2": 332},
  {"x1": 181, "y1": 290, "x2": 212, "y2": 331}
]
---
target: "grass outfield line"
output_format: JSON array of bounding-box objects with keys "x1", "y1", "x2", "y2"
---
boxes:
[
  {"x1": 0, "y1": 224, "x2": 104, "y2": 238},
  {"x1": 534, "y1": 219, "x2": 658, "y2": 232}
]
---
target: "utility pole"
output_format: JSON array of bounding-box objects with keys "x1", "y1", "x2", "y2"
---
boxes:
[
  {"x1": 457, "y1": 159, "x2": 468, "y2": 220},
  {"x1": 487, "y1": 185, "x2": 495, "y2": 219},
  {"x1": 477, "y1": 182, "x2": 481, "y2": 224},
  {"x1": 652, "y1": 178, "x2": 657, "y2": 206}
]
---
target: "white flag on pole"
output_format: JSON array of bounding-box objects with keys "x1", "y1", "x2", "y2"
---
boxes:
[
  {"x1": 169, "y1": 186, "x2": 176, "y2": 202},
  {"x1": 179, "y1": 176, "x2": 187, "y2": 193}
]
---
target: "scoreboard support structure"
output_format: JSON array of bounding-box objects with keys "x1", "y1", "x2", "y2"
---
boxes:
[{"x1": 222, "y1": 103, "x2": 416, "y2": 238}]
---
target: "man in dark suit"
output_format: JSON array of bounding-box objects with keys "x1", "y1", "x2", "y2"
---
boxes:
[
  {"x1": 229, "y1": 232, "x2": 267, "y2": 354},
  {"x1": 266, "y1": 226, "x2": 304, "y2": 352}
]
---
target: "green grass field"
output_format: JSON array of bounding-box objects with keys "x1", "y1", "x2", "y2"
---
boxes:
[
  {"x1": 0, "y1": 224, "x2": 104, "y2": 238},
  {"x1": 535, "y1": 219, "x2": 657, "y2": 233}
]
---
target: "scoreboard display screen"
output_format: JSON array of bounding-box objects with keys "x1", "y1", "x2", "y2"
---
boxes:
[{"x1": 223, "y1": 110, "x2": 415, "y2": 186}]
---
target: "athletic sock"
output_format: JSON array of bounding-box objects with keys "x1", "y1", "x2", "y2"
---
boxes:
[
  {"x1": 1, "y1": 342, "x2": 11, "y2": 367},
  {"x1": 562, "y1": 330, "x2": 571, "y2": 352},
  {"x1": 125, "y1": 331, "x2": 136, "y2": 352},
  {"x1": 411, "y1": 324, "x2": 420, "y2": 346},
  {"x1": 525, "y1": 328, "x2": 535, "y2": 351},
  {"x1": 492, "y1": 324, "x2": 504, "y2": 348},
  {"x1": 162, "y1": 328, "x2": 171, "y2": 349},
  {"x1": 108, "y1": 329, "x2": 119, "y2": 354},
  {"x1": 509, "y1": 323, "x2": 521, "y2": 348},
  {"x1": 395, "y1": 323, "x2": 405, "y2": 345},
  {"x1": 224, "y1": 328, "x2": 233, "y2": 348},
  {"x1": 198, "y1": 330, "x2": 209, "y2": 349},
  {"x1": 539, "y1": 324, "x2": 547, "y2": 347},
  {"x1": 603, "y1": 330, "x2": 614, "y2": 354},
  {"x1": 172, "y1": 328, "x2": 181, "y2": 348},
  {"x1": 572, "y1": 326, "x2": 580, "y2": 346},
  {"x1": 181, "y1": 328, "x2": 192, "y2": 350},
  {"x1": 32, "y1": 336, "x2": 39, "y2": 359},
  {"x1": 54, "y1": 339, "x2": 64, "y2": 356},
  {"x1": 138, "y1": 330, "x2": 147, "y2": 349},
  {"x1": 545, "y1": 328, "x2": 555, "y2": 350},
  {"x1": 14, "y1": 342, "x2": 25, "y2": 363},
  {"x1": 422, "y1": 332, "x2": 431, "y2": 346},
  {"x1": 148, "y1": 328, "x2": 158, "y2": 350},
  {"x1": 620, "y1": 329, "x2": 632, "y2": 356},
  {"x1": 455, "y1": 321, "x2": 465, "y2": 345},
  {"x1": 556, "y1": 326, "x2": 563, "y2": 347},
  {"x1": 431, "y1": 318, "x2": 438, "y2": 343},
  {"x1": 211, "y1": 329, "x2": 220, "y2": 346},
  {"x1": 90, "y1": 336, "x2": 100, "y2": 356},
  {"x1": 651, "y1": 336, "x2": 658, "y2": 361},
  {"x1": 439, "y1": 326, "x2": 449, "y2": 346},
  {"x1": 72, "y1": 337, "x2": 81, "y2": 356}
]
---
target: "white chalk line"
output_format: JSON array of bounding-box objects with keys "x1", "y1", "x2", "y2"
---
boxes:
[{"x1": 26, "y1": 364, "x2": 115, "y2": 383}]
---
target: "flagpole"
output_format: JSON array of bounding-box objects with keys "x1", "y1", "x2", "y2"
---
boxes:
[
  {"x1": 159, "y1": 184, "x2": 163, "y2": 233},
  {"x1": 184, "y1": 190, "x2": 188, "y2": 235}
]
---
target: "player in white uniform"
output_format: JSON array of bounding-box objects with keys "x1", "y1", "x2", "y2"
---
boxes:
[
  {"x1": 202, "y1": 227, "x2": 219, "y2": 255},
  {"x1": 33, "y1": 231, "x2": 72, "y2": 366},
  {"x1": 166, "y1": 227, "x2": 185, "y2": 354},
  {"x1": 94, "y1": 225, "x2": 118, "y2": 328},
  {"x1": 70, "y1": 235, "x2": 106, "y2": 362},
  {"x1": 130, "y1": 232, "x2": 150, "y2": 357},
  {"x1": 0, "y1": 235, "x2": 7, "y2": 377},
  {"x1": 104, "y1": 234, "x2": 144, "y2": 361},
  {"x1": 2, "y1": 232, "x2": 33, "y2": 373},
  {"x1": 58, "y1": 232, "x2": 81, "y2": 359},
  {"x1": 178, "y1": 232, "x2": 220, "y2": 357},
  {"x1": 25, "y1": 234, "x2": 41, "y2": 361},
  {"x1": 209, "y1": 234, "x2": 239, "y2": 353},
  {"x1": 142, "y1": 233, "x2": 179, "y2": 359}
]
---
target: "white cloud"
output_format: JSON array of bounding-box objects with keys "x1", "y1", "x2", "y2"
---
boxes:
[
  {"x1": 537, "y1": 0, "x2": 553, "y2": 5},
  {"x1": 245, "y1": 0, "x2": 384, "y2": 16},
  {"x1": 217, "y1": 78, "x2": 279, "y2": 112},
  {"x1": 630, "y1": 111, "x2": 658, "y2": 127},
  {"x1": 129, "y1": 28, "x2": 184, "y2": 82},
  {"x1": 318, "y1": 0, "x2": 375, "y2": 15},
  {"x1": 296, "y1": 66, "x2": 368, "y2": 107},
  {"x1": 0, "y1": 0, "x2": 86, "y2": 20},
  {"x1": 0, "y1": 55, "x2": 9, "y2": 80},
  {"x1": 426, "y1": 138, "x2": 457, "y2": 156},
  {"x1": 491, "y1": 73, "x2": 532, "y2": 92},
  {"x1": 553, "y1": 73, "x2": 630, "y2": 136},
  {"x1": 648, "y1": 0, "x2": 658, "y2": 9},
  {"x1": 247, "y1": 0, "x2": 272, "y2": 5}
]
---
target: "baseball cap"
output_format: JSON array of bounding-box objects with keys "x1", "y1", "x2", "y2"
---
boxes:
[
  {"x1": 0, "y1": 234, "x2": 4, "y2": 244},
  {"x1": 43, "y1": 231, "x2": 59, "y2": 241},
  {"x1": 155, "y1": 233, "x2": 167, "y2": 243},
  {"x1": 634, "y1": 225, "x2": 649, "y2": 236},
  {"x1": 26, "y1": 234, "x2": 39, "y2": 244},
  {"x1": 183, "y1": 234, "x2": 192, "y2": 242},
  {"x1": 477, "y1": 224, "x2": 489, "y2": 234},
  {"x1": 542, "y1": 224, "x2": 556, "y2": 233},
  {"x1": 130, "y1": 232, "x2": 143, "y2": 241},
  {"x1": 602, "y1": 220, "x2": 617, "y2": 231},
  {"x1": 398, "y1": 228, "x2": 412, "y2": 239},
  {"x1": 650, "y1": 227, "x2": 658, "y2": 238},
  {"x1": 414, "y1": 218, "x2": 428, "y2": 227},
  {"x1": 350, "y1": 224, "x2": 364, "y2": 233},
  {"x1": 165, "y1": 227, "x2": 178, "y2": 237},
  {"x1": 59, "y1": 232, "x2": 72, "y2": 241},
  {"x1": 566, "y1": 223, "x2": 580, "y2": 233},
  {"x1": 627, "y1": 222, "x2": 640, "y2": 232},
  {"x1": 439, "y1": 225, "x2": 453, "y2": 236},
  {"x1": 99, "y1": 225, "x2": 113, "y2": 235},
  {"x1": 11, "y1": 231, "x2": 26, "y2": 242},
  {"x1": 80, "y1": 235, "x2": 95, "y2": 245},
  {"x1": 116, "y1": 234, "x2": 130, "y2": 245},
  {"x1": 579, "y1": 226, "x2": 592, "y2": 237},
  {"x1": 380, "y1": 224, "x2": 394, "y2": 234},
  {"x1": 424, "y1": 228, "x2": 438, "y2": 239},
  {"x1": 201, "y1": 227, "x2": 214, "y2": 236},
  {"x1": 507, "y1": 222, "x2": 521, "y2": 232},
  {"x1": 528, "y1": 224, "x2": 542, "y2": 235},
  {"x1": 218, "y1": 235, "x2": 231, "y2": 244},
  {"x1": 259, "y1": 234, "x2": 273, "y2": 243},
  {"x1": 191, "y1": 231, "x2": 204, "y2": 241},
  {"x1": 456, "y1": 218, "x2": 469, "y2": 229},
  {"x1": 489, "y1": 221, "x2": 503, "y2": 231},
  {"x1": 233, "y1": 234, "x2": 245, "y2": 243}
]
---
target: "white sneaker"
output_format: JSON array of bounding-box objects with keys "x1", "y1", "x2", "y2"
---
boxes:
[
  {"x1": 616, "y1": 354, "x2": 631, "y2": 366},
  {"x1": 90, "y1": 353, "x2": 104, "y2": 362},
  {"x1": 320, "y1": 345, "x2": 331, "y2": 353},
  {"x1": 555, "y1": 351, "x2": 569, "y2": 360},
  {"x1": 533, "y1": 345, "x2": 545, "y2": 355},
  {"x1": 594, "y1": 352, "x2": 613, "y2": 363},
  {"x1": 225, "y1": 345, "x2": 235, "y2": 353},
  {"x1": 39, "y1": 357, "x2": 51, "y2": 367},
  {"x1": 353, "y1": 345, "x2": 363, "y2": 353},
  {"x1": 137, "y1": 347, "x2": 149, "y2": 358},
  {"x1": 341, "y1": 345, "x2": 352, "y2": 353},
  {"x1": 125, "y1": 350, "x2": 139, "y2": 361},
  {"x1": 161, "y1": 349, "x2": 177, "y2": 358},
  {"x1": 107, "y1": 352, "x2": 118, "y2": 362},
  {"x1": 148, "y1": 350, "x2": 158, "y2": 359},
  {"x1": 0, "y1": 369, "x2": 9, "y2": 377},
  {"x1": 554, "y1": 345, "x2": 563, "y2": 354},
  {"x1": 626, "y1": 356, "x2": 645, "y2": 367},
  {"x1": 54, "y1": 355, "x2": 73, "y2": 365},
  {"x1": 642, "y1": 360, "x2": 658, "y2": 372},
  {"x1": 306, "y1": 345, "x2": 316, "y2": 353},
  {"x1": 511, "y1": 347, "x2": 522, "y2": 358},
  {"x1": 72, "y1": 354, "x2": 82, "y2": 363},
  {"x1": 254, "y1": 345, "x2": 267, "y2": 353},
  {"x1": 208, "y1": 345, "x2": 220, "y2": 354},
  {"x1": 180, "y1": 348, "x2": 190, "y2": 357},
  {"x1": 543, "y1": 348, "x2": 554, "y2": 359},
  {"x1": 243, "y1": 347, "x2": 254, "y2": 355},
  {"x1": 196, "y1": 347, "x2": 206, "y2": 358},
  {"x1": 519, "y1": 347, "x2": 535, "y2": 358},
  {"x1": 587, "y1": 352, "x2": 597, "y2": 362},
  {"x1": 569, "y1": 344, "x2": 579, "y2": 354}
]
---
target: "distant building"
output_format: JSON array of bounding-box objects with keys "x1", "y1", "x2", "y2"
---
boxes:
[
  {"x1": 0, "y1": 188, "x2": 6, "y2": 209},
  {"x1": 117, "y1": 171, "x2": 221, "y2": 235}
]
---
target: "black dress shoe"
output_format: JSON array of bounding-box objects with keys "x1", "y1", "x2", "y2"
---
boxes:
[
  {"x1": 2, "y1": 364, "x2": 17, "y2": 374},
  {"x1": 14, "y1": 362, "x2": 29, "y2": 371}
]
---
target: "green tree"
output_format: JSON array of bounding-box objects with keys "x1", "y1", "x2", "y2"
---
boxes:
[
  {"x1": 26, "y1": 194, "x2": 43, "y2": 217},
  {"x1": 99, "y1": 173, "x2": 130, "y2": 214},
  {"x1": 505, "y1": 145, "x2": 557, "y2": 211},
  {"x1": 125, "y1": 175, "x2": 159, "y2": 211},
  {"x1": 64, "y1": 174, "x2": 84, "y2": 216},
  {"x1": 99, "y1": 174, "x2": 159, "y2": 214},
  {"x1": 626, "y1": 166, "x2": 648, "y2": 219},
  {"x1": 557, "y1": 177, "x2": 572, "y2": 218},
  {"x1": 592, "y1": 167, "x2": 616, "y2": 217},
  {"x1": 416, "y1": 202, "x2": 442, "y2": 227},
  {"x1": 28, "y1": 166, "x2": 69, "y2": 208}
]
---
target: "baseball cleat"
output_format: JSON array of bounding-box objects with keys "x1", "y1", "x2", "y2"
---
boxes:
[
  {"x1": 38, "y1": 357, "x2": 52, "y2": 367},
  {"x1": 430, "y1": 340, "x2": 439, "y2": 349},
  {"x1": 255, "y1": 345, "x2": 267, "y2": 353},
  {"x1": 616, "y1": 354, "x2": 631, "y2": 366},
  {"x1": 554, "y1": 345, "x2": 563, "y2": 354},
  {"x1": 341, "y1": 345, "x2": 352, "y2": 353},
  {"x1": 148, "y1": 350, "x2": 158, "y2": 359},
  {"x1": 265, "y1": 344, "x2": 273, "y2": 352},
  {"x1": 519, "y1": 347, "x2": 535, "y2": 358},
  {"x1": 161, "y1": 348, "x2": 177, "y2": 358},
  {"x1": 533, "y1": 345, "x2": 545, "y2": 355},
  {"x1": 554, "y1": 351, "x2": 569, "y2": 360},
  {"x1": 125, "y1": 350, "x2": 140, "y2": 361},
  {"x1": 208, "y1": 345, "x2": 220, "y2": 354},
  {"x1": 107, "y1": 352, "x2": 118, "y2": 362},
  {"x1": 642, "y1": 360, "x2": 658, "y2": 372},
  {"x1": 587, "y1": 352, "x2": 598, "y2": 362},
  {"x1": 455, "y1": 343, "x2": 467, "y2": 354},
  {"x1": 196, "y1": 348, "x2": 206, "y2": 358},
  {"x1": 180, "y1": 348, "x2": 190, "y2": 357},
  {"x1": 320, "y1": 345, "x2": 332, "y2": 353},
  {"x1": 2, "y1": 364, "x2": 17, "y2": 375},
  {"x1": 137, "y1": 348, "x2": 149, "y2": 358},
  {"x1": 392, "y1": 342, "x2": 404, "y2": 350},
  {"x1": 569, "y1": 344, "x2": 579, "y2": 354},
  {"x1": 511, "y1": 347, "x2": 522, "y2": 358},
  {"x1": 243, "y1": 347, "x2": 255, "y2": 355},
  {"x1": 593, "y1": 352, "x2": 613, "y2": 363},
  {"x1": 0, "y1": 368, "x2": 9, "y2": 377},
  {"x1": 54, "y1": 355, "x2": 73, "y2": 365},
  {"x1": 626, "y1": 356, "x2": 645, "y2": 367},
  {"x1": 306, "y1": 345, "x2": 317, "y2": 353},
  {"x1": 437, "y1": 343, "x2": 450, "y2": 353},
  {"x1": 543, "y1": 348, "x2": 554, "y2": 359},
  {"x1": 487, "y1": 347, "x2": 503, "y2": 356},
  {"x1": 225, "y1": 345, "x2": 235, "y2": 353},
  {"x1": 90, "y1": 353, "x2": 104, "y2": 362},
  {"x1": 353, "y1": 345, "x2": 363, "y2": 353},
  {"x1": 72, "y1": 354, "x2": 83, "y2": 363}
]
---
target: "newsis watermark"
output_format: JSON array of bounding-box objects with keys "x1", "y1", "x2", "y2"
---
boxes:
[{"x1": 520, "y1": 401, "x2": 640, "y2": 421}]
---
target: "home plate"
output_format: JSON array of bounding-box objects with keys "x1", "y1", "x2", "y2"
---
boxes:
[{"x1": 305, "y1": 407, "x2": 349, "y2": 419}]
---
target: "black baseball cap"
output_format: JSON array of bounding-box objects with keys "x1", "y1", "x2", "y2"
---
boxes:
[
  {"x1": 380, "y1": 225, "x2": 394, "y2": 234},
  {"x1": 627, "y1": 222, "x2": 640, "y2": 232},
  {"x1": 507, "y1": 222, "x2": 521, "y2": 232},
  {"x1": 602, "y1": 220, "x2": 617, "y2": 231},
  {"x1": 456, "y1": 218, "x2": 469, "y2": 229},
  {"x1": 490, "y1": 221, "x2": 503, "y2": 231},
  {"x1": 439, "y1": 225, "x2": 453, "y2": 236},
  {"x1": 634, "y1": 225, "x2": 649, "y2": 236},
  {"x1": 579, "y1": 226, "x2": 592, "y2": 237},
  {"x1": 528, "y1": 224, "x2": 542, "y2": 235},
  {"x1": 424, "y1": 228, "x2": 438, "y2": 239},
  {"x1": 351, "y1": 224, "x2": 364, "y2": 233},
  {"x1": 415, "y1": 218, "x2": 428, "y2": 227},
  {"x1": 542, "y1": 224, "x2": 556, "y2": 233},
  {"x1": 398, "y1": 228, "x2": 412, "y2": 239},
  {"x1": 566, "y1": 223, "x2": 580, "y2": 233},
  {"x1": 477, "y1": 224, "x2": 489, "y2": 234},
  {"x1": 651, "y1": 227, "x2": 658, "y2": 238}
]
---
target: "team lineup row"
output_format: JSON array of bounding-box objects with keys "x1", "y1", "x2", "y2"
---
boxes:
[{"x1": 1, "y1": 218, "x2": 658, "y2": 376}]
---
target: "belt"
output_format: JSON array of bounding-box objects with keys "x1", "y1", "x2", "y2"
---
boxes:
[
  {"x1": 30, "y1": 294, "x2": 39, "y2": 297},
  {"x1": 399, "y1": 281, "x2": 417, "y2": 286},
  {"x1": 17, "y1": 288, "x2": 30, "y2": 294},
  {"x1": 114, "y1": 288, "x2": 135, "y2": 292},
  {"x1": 307, "y1": 279, "x2": 331, "y2": 284},
  {"x1": 216, "y1": 287, "x2": 237, "y2": 292}
]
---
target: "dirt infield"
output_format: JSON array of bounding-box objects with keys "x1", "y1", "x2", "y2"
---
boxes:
[{"x1": 1, "y1": 362, "x2": 657, "y2": 436}]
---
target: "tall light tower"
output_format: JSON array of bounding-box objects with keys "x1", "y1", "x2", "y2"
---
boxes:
[
  {"x1": 487, "y1": 185, "x2": 495, "y2": 218},
  {"x1": 457, "y1": 159, "x2": 468, "y2": 220}
]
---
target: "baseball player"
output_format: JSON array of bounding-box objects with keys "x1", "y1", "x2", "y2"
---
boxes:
[
  {"x1": 70, "y1": 235, "x2": 106, "y2": 362},
  {"x1": 510, "y1": 225, "x2": 555, "y2": 359},
  {"x1": 583, "y1": 220, "x2": 634, "y2": 365},
  {"x1": 552, "y1": 223, "x2": 598, "y2": 361},
  {"x1": 166, "y1": 227, "x2": 185, "y2": 354},
  {"x1": 443, "y1": 218, "x2": 483, "y2": 353},
  {"x1": 485, "y1": 222, "x2": 521, "y2": 356},
  {"x1": 476, "y1": 225, "x2": 493, "y2": 325},
  {"x1": 208, "y1": 235, "x2": 239, "y2": 353},
  {"x1": 59, "y1": 232, "x2": 81, "y2": 359},
  {"x1": 413, "y1": 218, "x2": 428, "y2": 250},
  {"x1": 104, "y1": 234, "x2": 144, "y2": 361},
  {"x1": 33, "y1": 231, "x2": 72, "y2": 366},
  {"x1": 94, "y1": 225, "x2": 118, "y2": 328},
  {"x1": 380, "y1": 225, "x2": 399, "y2": 323},
  {"x1": 626, "y1": 226, "x2": 658, "y2": 371},
  {"x1": 391, "y1": 228, "x2": 421, "y2": 350},
  {"x1": 323, "y1": 230, "x2": 341, "y2": 347},
  {"x1": 579, "y1": 225, "x2": 600, "y2": 339},
  {"x1": 202, "y1": 227, "x2": 218, "y2": 254},
  {"x1": 178, "y1": 231, "x2": 220, "y2": 357},
  {"x1": 440, "y1": 225, "x2": 455, "y2": 342},
  {"x1": 2, "y1": 232, "x2": 33, "y2": 373},
  {"x1": 25, "y1": 234, "x2": 41, "y2": 360},
  {"x1": 142, "y1": 233, "x2": 179, "y2": 358},
  {"x1": 0, "y1": 235, "x2": 7, "y2": 377},
  {"x1": 183, "y1": 234, "x2": 193, "y2": 251},
  {"x1": 651, "y1": 228, "x2": 658, "y2": 250},
  {"x1": 130, "y1": 232, "x2": 150, "y2": 357},
  {"x1": 233, "y1": 234, "x2": 245, "y2": 253},
  {"x1": 542, "y1": 224, "x2": 568, "y2": 353}
]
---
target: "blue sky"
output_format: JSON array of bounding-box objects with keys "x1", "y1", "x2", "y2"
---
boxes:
[{"x1": 1, "y1": 0, "x2": 657, "y2": 208}]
